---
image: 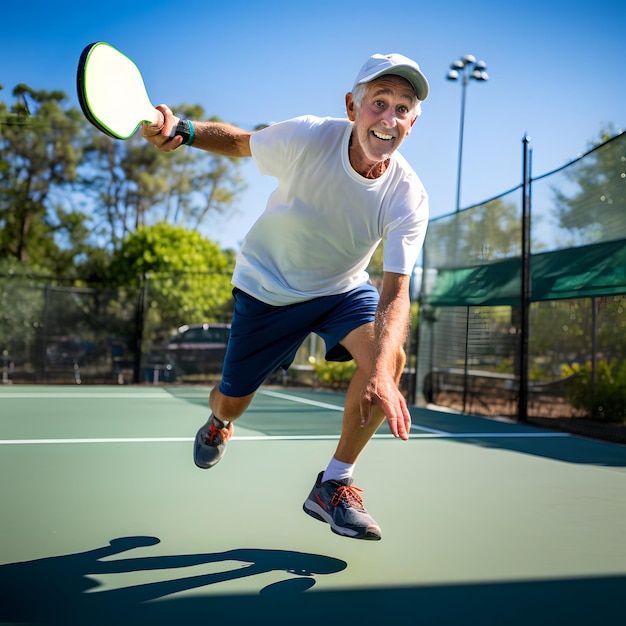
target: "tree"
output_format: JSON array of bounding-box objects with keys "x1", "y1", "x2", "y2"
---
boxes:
[
  {"x1": 425, "y1": 196, "x2": 520, "y2": 271},
  {"x1": 108, "y1": 222, "x2": 235, "y2": 332},
  {"x1": 159, "y1": 106, "x2": 247, "y2": 230},
  {"x1": 0, "y1": 85, "x2": 87, "y2": 271},
  {"x1": 1, "y1": 82, "x2": 248, "y2": 276},
  {"x1": 79, "y1": 104, "x2": 246, "y2": 252},
  {"x1": 553, "y1": 127, "x2": 626, "y2": 245}
]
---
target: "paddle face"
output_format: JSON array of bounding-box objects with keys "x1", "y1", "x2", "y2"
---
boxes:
[{"x1": 77, "y1": 42, "x2": 161, "y2": 139}]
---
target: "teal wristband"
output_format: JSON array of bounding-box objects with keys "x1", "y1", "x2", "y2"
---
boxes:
[
  {"x1": 172, "y1": 119, "x2": 195, "y2": 145},
  {"x1": 186, "y1": 120, "x2": 195, "y2": 146}
]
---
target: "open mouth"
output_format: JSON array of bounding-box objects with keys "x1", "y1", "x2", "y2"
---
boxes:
[{"x1": 372, "y1": 130, "x2": 394, "y2": 141}]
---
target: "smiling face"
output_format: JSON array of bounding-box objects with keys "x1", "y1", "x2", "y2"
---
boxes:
[{"x1": 346, "y1": 75, "x2": 418, "y2": 178}]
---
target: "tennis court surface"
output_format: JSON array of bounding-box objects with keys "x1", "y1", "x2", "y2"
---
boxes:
[{"x1": 2, "y1": 385, "x2": 625, "y2": 624}]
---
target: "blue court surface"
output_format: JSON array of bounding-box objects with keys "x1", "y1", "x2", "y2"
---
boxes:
[{"x1": 1, "y1": 385, "x2": 625, "y2": 625}]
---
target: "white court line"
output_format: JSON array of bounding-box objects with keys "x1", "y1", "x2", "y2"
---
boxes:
[
  {"x1": 0, "y1": 388, "x2": 570, "y2": 444},
  {"x1": 259, "y1": 389, "x2": 345, "y2": 412},
  {"x1": 0, "y1": 435, "x2": 384, "y2": 445},
  {"x1": 0, "y1": 431, "x2": 569, "y2": 445},
  {"x1": 260, "y1": 391, "x2": 570, "y2": 439},
  {"x1": 259, "y1": 391, "x2": 568, "y2": 439},
  {"x1": 260, "y1": 389, "x2": 450, "y2": 436},
  {"x1": 0, "y1": 437, "x2": 193, "y2": 445},
  {"x1": 0, "y1": 392, "x2": 174, "y2": 399}
]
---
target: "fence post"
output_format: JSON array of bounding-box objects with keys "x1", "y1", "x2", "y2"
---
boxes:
[
  {"x1": 518, "y1": 134, "x2": 532, "y2": 422},
  {"x1": 462, "y1": 306, "x2": 470, "y2": 413},
  {"x1": 411, "y1": 253, "x2": 427, "y2": 406},
  {"x1": 38, "y1": 284, "x2": 51, "y2": 383},
  {"x1": 133, "y1": 274, "x2": 148, "y2": 384}
]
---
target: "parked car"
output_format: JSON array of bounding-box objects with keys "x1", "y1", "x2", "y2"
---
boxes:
[{"x1": 160, "y1": 323, "x2": 231, "y2": 376}]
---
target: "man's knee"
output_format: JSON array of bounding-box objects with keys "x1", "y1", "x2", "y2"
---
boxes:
[{"x1": 342, "y1": 323, "x2": 406, "y2": 379}]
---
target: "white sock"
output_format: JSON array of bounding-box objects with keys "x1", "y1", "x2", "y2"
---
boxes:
[
  {"x1": 210, "y1": 414, "x2": 229, "y2": 428},
  {"x1": 322, "y1": 457, "x2": 355, "y2": 483}
]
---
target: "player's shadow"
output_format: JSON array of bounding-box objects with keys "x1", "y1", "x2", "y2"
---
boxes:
[{"x1": 0, "y1": 536, "x2": 347, "y2": 624}]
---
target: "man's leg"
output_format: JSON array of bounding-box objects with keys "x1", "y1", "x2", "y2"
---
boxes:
[
  {"x1": 302, "y1": 322, "x2": 406, "y2": 540},
  {"x1": 193, "y1": 387, "x2": 255, "y2": 470},
  {"x1": 209, "y1": 386, "x2": 255, "y2": 422},
  {"x1": 194, "y1": 288, "x2": 316, "y2": 469},
  {"x1": 334, "y1": 322, "x2": 405, "y2": 464}
]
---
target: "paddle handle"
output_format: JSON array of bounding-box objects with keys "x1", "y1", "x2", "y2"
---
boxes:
[{"x1": 149, "y1": 110, "x2": 192, "y2": 143}]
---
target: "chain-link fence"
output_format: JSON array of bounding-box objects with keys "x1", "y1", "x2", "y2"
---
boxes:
[
  {"x1": 417, "y1": 131, "x2": 626, "y2": 437},
  {"x1": 1, "y1": 276, "x2": 142, "y2": 384},
  {"x1": 1, "y1": 268, "x2": 419, "y2": 398},
  {"x1": 0, "y1": 272, "x2": 334, "y2": 387}
]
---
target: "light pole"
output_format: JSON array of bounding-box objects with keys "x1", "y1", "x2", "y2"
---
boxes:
[{"x1": 447, "y1": 54, "x2": 488, "y2": 213}]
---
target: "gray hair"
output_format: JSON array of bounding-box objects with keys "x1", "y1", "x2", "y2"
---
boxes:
[{"x1": 351, "y1": 82, "x2": 422, "y2": 118}]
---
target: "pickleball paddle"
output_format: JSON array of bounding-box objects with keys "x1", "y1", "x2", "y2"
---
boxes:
[{"x1": 77, "y1": 42, "x2": 187, "y2": 141}]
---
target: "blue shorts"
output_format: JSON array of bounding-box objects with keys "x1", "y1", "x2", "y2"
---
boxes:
[{"x1": 219, "y1": 283, "x2": 379, "y2": 397}]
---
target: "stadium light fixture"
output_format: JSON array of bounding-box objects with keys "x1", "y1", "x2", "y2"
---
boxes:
[{"x1": 447, "y1": 55, "x2": 489, "y2": 212}]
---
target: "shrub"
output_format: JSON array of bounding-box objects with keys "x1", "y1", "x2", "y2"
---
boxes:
[
  {"x1": 309, "y1": 357, "x2": 356, "y2": 388},
  {"x1": 562, "y1": 360, "x2": 626, "y2": 422}
]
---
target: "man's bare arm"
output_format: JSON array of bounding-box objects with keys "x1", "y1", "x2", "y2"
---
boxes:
[
  {"x1": 360, "y1": 272, "x2": 412, "y2": 439},
  {"x1": 142, "y1": 104, "x2": 252, "y2": 157},
  {"x1": 188, "y1": 120, "x2": 252, "y2": 157}
]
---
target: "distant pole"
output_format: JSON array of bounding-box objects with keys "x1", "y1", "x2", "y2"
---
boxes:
[
  {"x1": 455, "y1": 74, "x2": 468, "y2": 215},
  {"x1": 447, "y1": 55, "x2": 489, "y2": 213},
  {"x1": 447, "y1": 55, "x2": 489, "y2": 414},
  {"x1": 519, "y1": 134, "x2": 532, "y2": 423}
]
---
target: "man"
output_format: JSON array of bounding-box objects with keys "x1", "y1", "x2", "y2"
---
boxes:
[{"x1": 142, "y1": 53, "x2": 429, "y2": 541}]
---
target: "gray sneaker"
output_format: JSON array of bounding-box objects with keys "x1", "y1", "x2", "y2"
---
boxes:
[
  {"x1": 302, "y1": 472, "x2": 382, "y2": 540},
  {"x1": 193, "y1": 415, "x2": 233, "y2": 469}
]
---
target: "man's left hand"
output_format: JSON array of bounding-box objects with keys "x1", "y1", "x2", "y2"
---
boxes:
[{"x1": 360, "y1": 377, "x2": 411, "y2": 440}]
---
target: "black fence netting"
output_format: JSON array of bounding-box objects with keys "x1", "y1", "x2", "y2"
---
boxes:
[
  {"x1": 1, "y1": 277, "x2": 142, "y2": 384},
  {"x1": 0, "y1": 271, "x2": 326, "y2": 387},
  {"x1": 417, "y1": 130, "x2": 626, "y2": 441}
]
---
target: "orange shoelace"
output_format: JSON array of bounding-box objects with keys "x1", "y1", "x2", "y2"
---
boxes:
[
  {"x1": 207, "y1": 424, "x2": 231, "y2": 445},
  {"x1": 331, "y1": 485, "x2": 366, "y2": 510}
]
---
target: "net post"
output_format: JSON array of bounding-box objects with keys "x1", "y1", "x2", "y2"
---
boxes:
[{"x1": 518, "y1": 134, "x2": 532, "y2": 423}]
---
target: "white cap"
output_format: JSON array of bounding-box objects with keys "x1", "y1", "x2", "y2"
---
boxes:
[{"x1": 353, "y1": 53, "x2": 429, "y2": 101}]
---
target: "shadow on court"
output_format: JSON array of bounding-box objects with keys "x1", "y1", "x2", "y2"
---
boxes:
[
  {"x1": 451, "y1": 433, "x2": 626, "y2": 468},
  {"x1": 0, "y1": 536, "x2": 346, "y2": 624},
  {"x1": 1, "y1": 536, "x2": 623, "y2": 625}
]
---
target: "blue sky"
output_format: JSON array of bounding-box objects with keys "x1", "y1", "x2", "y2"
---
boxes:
[{"x1": 2, "y1": 0, "x2": 624, "y2": 250}]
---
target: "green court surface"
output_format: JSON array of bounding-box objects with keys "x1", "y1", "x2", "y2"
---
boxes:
[{"x1": 1, "y1": 385, "x2": 625, "y2": 625}]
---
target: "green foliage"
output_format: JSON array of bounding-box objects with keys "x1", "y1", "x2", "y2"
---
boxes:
[
  {"x1": 1, "y1": 84, "x2": 246, "y2": 276},
  {"x1": 0, "y1": 85, "x2": 85, "y2": 269},
  {"x1": 554, "y1": 127, "x2": 626, "y2": 245},
  {"x1": 80, "y1": 106, "x2": 246, "y2": 252},
  {"x1": 0, "y1": 259, "x2": 45, "y2": 357},
  {"x1": 426, "y1": 197, "x2": 521, "y2": 271},
  {"x1": 366, "y1": 241, "x2": 384, "y2": 283},
  {"x1": 309, "y1": 357, "x2": 356, "y2": 388},
  {"x1": 108, "y1": 222, "x2": 235, "y2": 330},
  {"x1": 110, "y1": 222, "x2": 230, "y2": 277},
  {"x1": 562, "y1": 360, "x2": 626, "y2": 422},
  {"x1": 0, "y1": 83, "x2": 253, "y2": 377},
  {"x1": 529, "y1": 298, "x2": 626, "y2": 382}
]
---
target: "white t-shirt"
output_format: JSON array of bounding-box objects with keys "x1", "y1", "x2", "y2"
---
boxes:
[{"x1": 232, "y1": 115, "x2": 428, "y2": 306}]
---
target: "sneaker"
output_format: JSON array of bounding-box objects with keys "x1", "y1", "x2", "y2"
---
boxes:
[
  {"x1": 193, "y1": 415, "x2": 233, "y2": 469},
  {"x1": 302, "y1": 472, "x2": 382, "y2": 540}
]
